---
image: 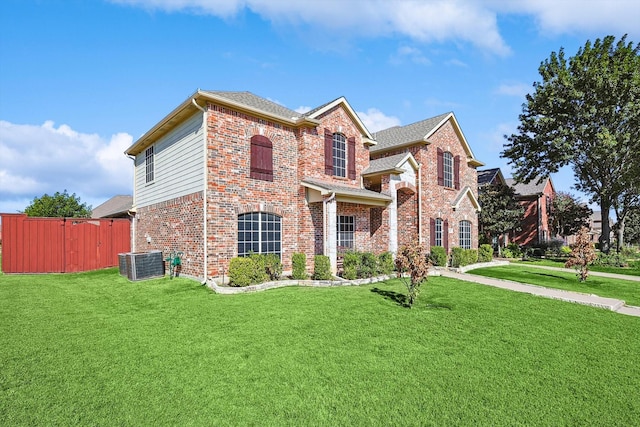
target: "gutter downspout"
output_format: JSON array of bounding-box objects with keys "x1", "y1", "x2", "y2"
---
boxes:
[
  {"x1": 418, "y1": 164, "x2": 422, "y2": 245},
  {"x1": 192, "y1": 98, "x2": 208, "y2": 285},
  {"x1": 323, "y1": 192, "x2": 336, "y2": 255},
  {"x1": 126, "y1": 154, "x2": 136, "y2": 252}
]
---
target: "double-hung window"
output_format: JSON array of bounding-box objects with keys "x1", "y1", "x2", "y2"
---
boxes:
[
  {"x1": 459, "y1": 220, "x2": 471, "y2": 249},
  {"x1": 437, "y1": 148, "x2": 460, "y2": 189},
  {"x1": 145, "y1": 146, "x2": 154, "y2": 183},
  {"x1": 434, "y1": 218, "x2": 443, "y2": 247},
  {"x1": 324, "y1": 129, "x2": 356, "y2": 179},
  {"x1": 443, "y1": 152, "x2": 453, "y2": 188},
  {"x1": 337, "y1": 215, "x2": 354, "y2": 250},
  {"x1": 333, "y1": 133, "x2": 346, "y2": 178},
  {"x1": 237, "y1": 212, "x2": 282, "y2": 257}
]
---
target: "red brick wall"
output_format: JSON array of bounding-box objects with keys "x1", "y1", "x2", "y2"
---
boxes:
[
  {"x1": 397, "y1": 189, "x2": 418, "y2": 247},
  {"x1": 134, "y1": 192, "x2": 204, "y2": 278},
  {"x1": 371, "y1": 118, "x2": 479, "y2": 252}
]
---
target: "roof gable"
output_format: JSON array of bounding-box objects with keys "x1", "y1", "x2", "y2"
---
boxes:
[
  {"x1": 506, "y1": 177, "x2": 555, "y2": 196},
  {"x1": 451, "y1": 186, "x2": 481, "y2": 212},
  {"x1": 478, "y1": 168, "x2": 506, "y2": 186},
  {"x1": 305, "y1": 96, "x2": 375, "y2": 144},
  {"x1": 362, "y1": 152, "x2": 419, "y2": 176}
]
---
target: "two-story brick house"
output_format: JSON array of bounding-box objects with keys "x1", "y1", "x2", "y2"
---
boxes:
[
  {"x1": 505, "y1": 177, "x2": 555, "y2": 246},
  {"x1": 125, "y1": 90, "x2": 482, "y2": 283}
]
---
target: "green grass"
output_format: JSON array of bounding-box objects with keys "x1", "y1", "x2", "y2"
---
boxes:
[
  {"x1": 513, "y1": 257, "x2": 640, "y2": 276},
  {"x1": 472, "y1": 265, "x2": 640, "y2": 306},
  {"x1": 1, "y1": 269, "x2": 639, "y2": 425}
]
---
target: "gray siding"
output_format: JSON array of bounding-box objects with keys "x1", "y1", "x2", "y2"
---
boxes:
[{"x1": 134, "y1": 112, "x2": 204, "y2": 207}]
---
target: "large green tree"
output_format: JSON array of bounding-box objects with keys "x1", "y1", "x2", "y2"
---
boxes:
[
  {"x1": 23, "y1": 190, "x2": 91, "y2": 218},
  {"x1": 502, "y1": 35, "x2": 640, "y2": 253},
  {"x1": 549, "y1": 192, "x2": 592, "y2": 239},
  {"x1": 478, "y1": 183, "x2": 524, "y2": 255}
]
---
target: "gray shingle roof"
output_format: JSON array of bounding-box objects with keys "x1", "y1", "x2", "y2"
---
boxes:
[
  {"x1": 301, "y1": 178, "x2": 392, "y2": 201},
  {"x1": 370, "y1": 112, "x2": 451, "y2": 153},
  {"x1": 202, "y1": 91, "x2": 302, "y2": 121},
  {"x1": 505, "y1": 178, "x2": 549, "y2": 196},
  {"x1": 91, "y1": 195, "x2": 133, "y2": 218},
  {"x1": 362, "y1": 153, "x2": 411, "y2": 175},
  {"x1": 477, "y1": 168, "x2": 501, "y2": 186}
]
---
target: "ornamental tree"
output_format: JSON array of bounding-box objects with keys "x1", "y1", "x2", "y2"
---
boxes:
[
  {"x1": 23, "y1": 190, "x2": 91, "y2": 218},
  {"x1": 478, "y1": 183, "x2": 524, "y2": 256},
  {"x1": 565, "y1": 227, "x2": 597, "y2": 282},
  {"x1": 502, "y1": 35, "x2": 640, "y2": 254},
  {"x1": 395, "y1": 241, "x2": 430, "y2": 308}
]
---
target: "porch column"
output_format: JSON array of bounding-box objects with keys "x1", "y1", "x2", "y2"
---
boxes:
[
  {"x1": 388, "y1": 180, "x2": 398, "y2": 255},
  {"x1": 325, "y1": 197, "x2": 337, "y2": 273}
]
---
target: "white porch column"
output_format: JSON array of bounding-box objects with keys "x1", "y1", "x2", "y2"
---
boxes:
[
  {"x1": 389, "y1": 180, "x2": 398, "y2": 255},
  {"x1": 326, "y1": 197, "x2": 338, "y2": 273}
]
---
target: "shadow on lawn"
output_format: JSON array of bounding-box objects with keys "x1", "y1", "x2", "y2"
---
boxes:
[
  {"x1": 532, "y1": 272, "x2": 571, "y2": 281},
  {"x1": 370, "y1": 287, "x2": 452, "y2": 310}
]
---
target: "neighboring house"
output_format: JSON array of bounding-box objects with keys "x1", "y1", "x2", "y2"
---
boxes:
[
  {"x1": 506, "y1": 177, "x2": 555, "y2": 246},
  {"x1": 124, "y1": 90, "x2": 483, "y2": 282},
  {"x1": 91, "y1": 195, "x2": 133, "y2": 219},
  {"x1": 587, "y1": 210, "x2": 613, "y2": 244}
]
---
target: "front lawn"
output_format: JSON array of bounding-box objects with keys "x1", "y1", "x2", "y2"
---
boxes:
[
  {"x1": 512, "y1": 257, "x2": 640, "y2": 276},
  {"x1": 1, "y1": 269, "x2": 639, "y2": 425},
  {"x1": 472, "y1": 265, "x2": 640, "y2": 306}
]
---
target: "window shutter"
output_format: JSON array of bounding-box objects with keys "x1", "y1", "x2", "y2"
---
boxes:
[
  {"x1": 347, "y1": 137, "x2": 356, "y2": 180},
  {"x1": 443, "y1": 219, "x2": 449, "y2": 252},
  {"x1": 430, "y1": 218, "x2": 436, "y2": 247},
  {"x1": 437, "y1": 148, "x2": 444, "y2": 186},
  {"x1": 324, "y1": 129, "x2": 333, "y2": 175},
  {"x1": 454, "y1": 155, "x2": 460, "y2": 189},
  {"x1": 250, "y1": 135, "x2": 273, "y2": 181}
]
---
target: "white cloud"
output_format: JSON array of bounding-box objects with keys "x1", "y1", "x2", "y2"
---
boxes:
[
  {"x1": 496, "y1": 83, "x2": 530, "y2": 98},
  {"x1": 357, "y1": 108, "x2": 401, "y2": 133},
  {"x1": 390, "y1": 46, "x2": 431, "y2": 66},
  {"x1": 445, "y1": 58, "x2": 468, "y2": 68},
  {"x1": 295, "y1": 106, "x2": 311, "y2": 114},
  {"x1": 0, "y1": 120, "x2": 133, "y2": 213}
]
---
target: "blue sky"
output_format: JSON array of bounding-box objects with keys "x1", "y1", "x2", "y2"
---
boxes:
[{"x1": 1, "y1": 0, "x2": 639, "y2": 214}]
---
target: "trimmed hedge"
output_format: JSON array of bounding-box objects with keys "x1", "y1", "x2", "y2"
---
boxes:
[
  {"x1": 451, "y1": 248, "x2": 478, "y2": 268},
  {"x1": 291, "y1": 253, "x2": 307, "y2": 280},
  {"x1": 429, "y1": 246, "x2": 448, "y2": 267},
  {"x1": 478, "y1": 244, "x2": 493, "y2": 263},
  {"x1": 228, "y1": 257, "x2": 265, "y2": 287},
  {"x1": 313, "y1": 255, "x2": 332, "y2": 280}
]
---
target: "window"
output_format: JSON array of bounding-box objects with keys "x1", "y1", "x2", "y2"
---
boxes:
[
  {"x1": 437, "y1": 148, "x2": 460, "y2": 189},
  {"x1": 324, "y1": 129, "x2": 356, "y2": 179},
  {"x1": 250, "y1": 135, "x2": 273, "y2": 181},
  {"x1": 443, "y1": 152, "x2": 453, "y2": 188},
  {"x1": 459, "y1": 220, "x2": 471, "y2": 249},
  {"x1": 333, "y1": 133, "x2": 346, "y2": 178},
  {"x1": 434, "y1": 218, "x2": 443, "y2": 247},
  {"x1": 337, "y1": 215, "x2": 354, "y2": 250},
  {"x1": 237, "y1": 212, "x2": 282, "y2": 257},
  {"x1": 145, "y1": 146, "x2": 154, "y2": 183}
]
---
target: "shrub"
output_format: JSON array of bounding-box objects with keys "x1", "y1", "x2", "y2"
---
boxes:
[
  {"x1": 262, "y1": 254, "x2": 282, "y2": 280},
  {"x1": 466, "y1": 249, "x2": 478, "y2": 265},
  {"x1": 429, "y1": 246, "x2": 448, "y2": 267},
  {"x1": 313, "y1": 255, "x2": 332, "y2": 280},
  {"x1": 560, "y1": 245, "x2": 572, "y2": 256},
  {"x1": 228, "y1": 257, "x2": 262, "y2": 287},
  {"x1": 547, "y1": 238, "x2": 565, "y2": 257},
  {"x1": 506, "y1": 243, "x2": 523, "y2": 258},
  {"x1": 378, "y1": 252, "x2": 395, "y2": 275},
  {"x1": 593, "y1": 252, "x2": 628, "y2": 267},
  {"x1": 248, "y1": 254, "x2": 269, "y2": 283},
  {"x1": 291, "y1": 253, "x2": 307, "y2": 280},
  {"x1": 395, "y1": 240, "x2": 430, "y2": 308},
  {"x1": 478, "y1": 244, "x2": 493, "y2": 263},
  {"x1": 342, "y1": 251, "x2": 360, "y2": 280},
  {"x1": 565, "y1": 226, "x2": 597, "y2": 282},
  {"x1": 359, "y1": 252, "x2": 379, "y2": 278},
  {"x1": 450, "y1": 247, "x2": 465, "y2": 268},
  {"x1": 502, "y1": 248, "x2": 514, "y2": 258}
]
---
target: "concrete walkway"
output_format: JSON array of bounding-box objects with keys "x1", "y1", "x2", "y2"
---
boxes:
[{"x1": 440, "y1": 269, "x2": 640, "y2": 317}]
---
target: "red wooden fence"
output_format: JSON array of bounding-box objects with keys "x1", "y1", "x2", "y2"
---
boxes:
[{"x1": 1, "y1": 214, "x2": 131, "y2": 273}]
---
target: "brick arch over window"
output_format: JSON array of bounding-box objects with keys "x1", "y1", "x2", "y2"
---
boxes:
[
  {"x1": 395, "y1": 182, "x2": 417, "y2": 193},
  {"x1": 235, "y1": 203, "x2": 284, "y2": 217}
]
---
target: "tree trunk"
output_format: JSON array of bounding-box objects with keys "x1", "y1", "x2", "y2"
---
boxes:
[
  {"x1": 599, "y1": 205, "x2": 611, "y2": 254},
  {"x1": 617, "y1": 218, "x2": 625, "y2": 252}
]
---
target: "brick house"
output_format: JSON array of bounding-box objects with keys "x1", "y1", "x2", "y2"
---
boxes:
[
  {"x1": 124, "y1": 91, "x2": 483, "y2": 282},
  {"x1": 505, "y1": 177, "x2": 555, "y2": 246}
]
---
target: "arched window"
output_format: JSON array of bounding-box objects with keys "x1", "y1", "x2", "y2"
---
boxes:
[
  {"x1": 434, "y1": 218, "x2": 443, "y2": 247},
  {"x1": 237, "y1": 212, "x2": 282, "y2": 257},
  {"x1": 459, "y1": 220, "x2": 471, "y2": 249},
  {"x1": 333, "y1": 133, "x2": 346, "y2": 178},
  {"x1": 443, "y1": 151, "x2": 453, "y2": 188}
]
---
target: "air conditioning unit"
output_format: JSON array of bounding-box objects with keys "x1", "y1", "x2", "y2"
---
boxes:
[{"x1": 118, "y1": 251, "x2": 165, "y2": 281}]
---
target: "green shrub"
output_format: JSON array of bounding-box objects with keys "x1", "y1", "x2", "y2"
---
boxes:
[
  {"x1": 547, "y1": 238, "x2": 565, "y2": 257},
  {"x1": 229, "y1": 257, "x2": 264, "y2": 287},
  {"x1": 378, "y1": 252, "x2": 395, "y2": 275},
  {"x1": 342, "y1": 251, "x2": 361, "y2": 280},
  {"x1": 313, "y1": 255, "x2": 332, "y2": 280},
  {"x1": 506, "y1": 243, "x2": 523, "y2": 258},
  {"x1": 502, "y1": 248, "x2": 514, "y2": 258},
  {"x1": 359, "y1": 252, "x2": 379, "y2": 278},
  {"x1": 451, "y1": 248, "x2": 478, "y2": 267},
  {"x1": 262, "y1": 254, "x2": 282, "y2": 280},
  {"x1": 593, "y1": 252, "x2": 628, "y2": 267},
  {"x1": 291, "y1": 253, "x2": 307, "y2": 280},
  {"x1": 466, "y1": 249, "x2": 478, "y2": 265},
  {"x1": 248, "y1": 254, "x2": 269, "y2": 283},
  {"x1": 560, "y1": 245, "x2": 572, "y2": 256},
  {"x1": 429, "y1": 246, "x2": 448, "y2": 267},
  {"x1": 478, "y1": 244, "x2": 493, "y2": 263}
]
